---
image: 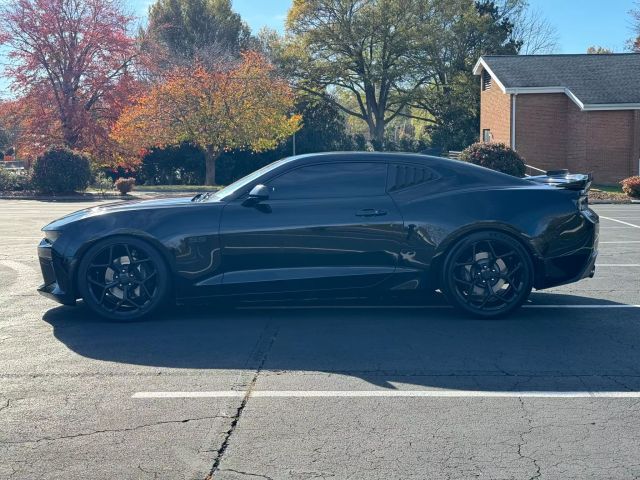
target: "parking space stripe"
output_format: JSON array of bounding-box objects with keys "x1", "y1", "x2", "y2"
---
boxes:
[
  {"x1": 599, "y1": 216, "x2": 640, "y2": 229},
  {"x1": 237, "y1": 304, "x2": 640, "y2": 311},
  {"x1": 597, "y1": 264, "x2": 640, "y2": 267},
  {"x1": 132, "y1": 390, "x2": 640, "y2": 399},
  {"x1": 600, "y1": 241, "x2": 640, "y2": 244}
]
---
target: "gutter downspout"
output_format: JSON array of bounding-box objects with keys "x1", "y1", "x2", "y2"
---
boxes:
[{"x1": 511, "y1": 93, "x2": 517, "y2": 150}]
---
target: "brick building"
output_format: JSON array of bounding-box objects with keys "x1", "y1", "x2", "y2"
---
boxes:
[{"x1": 473, "y1": 54, "x2": 640, "y2": 184}]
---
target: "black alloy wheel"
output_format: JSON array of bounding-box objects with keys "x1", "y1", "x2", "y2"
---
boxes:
[
  {"x1": 78, "y1": 237, "x2": 169, "y2": 321},
  {"x1": 442, "y1": 231, "x2": 533, "y2": 318}
]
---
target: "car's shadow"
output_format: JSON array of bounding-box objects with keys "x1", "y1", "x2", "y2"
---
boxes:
[{"x1": 43, "y1": 292, "x2": 640, "y2": 392}]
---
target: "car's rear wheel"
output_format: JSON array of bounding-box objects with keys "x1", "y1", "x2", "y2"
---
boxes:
[
  {"x1": 442, "y1": 231, "x2": 533, "y2": 318},
  {"x1": 78, "y1": 237, "x2": 169, "y2": 321}
]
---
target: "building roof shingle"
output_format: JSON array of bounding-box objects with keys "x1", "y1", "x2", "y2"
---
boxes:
[{"x1": 475, "y1": 54, "x2": 640, "y2": 107}]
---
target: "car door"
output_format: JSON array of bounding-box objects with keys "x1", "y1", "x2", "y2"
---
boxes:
[{"x1": 219, "y1": 159, "x2": 405, "y2": 295}]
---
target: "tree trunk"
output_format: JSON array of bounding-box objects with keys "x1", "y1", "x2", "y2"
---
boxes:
[
  {"x1": 205, "y1": 147, "x2": 220, "y2": 186},
  {"x1": 369, "y1": 119, "x2": 386, "y2": 151}
]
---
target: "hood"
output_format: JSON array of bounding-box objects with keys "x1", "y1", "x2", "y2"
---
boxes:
[{"x1": 43, "y1": 196, "x2": 197, "y2": 231}]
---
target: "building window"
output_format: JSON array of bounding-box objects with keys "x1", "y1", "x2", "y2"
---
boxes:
[
  {"x1": 482, "y1": 70, "x2": 492, "y2": 91},
  {"x1": 482, "y1": 129, "x2": 492, "y2": 142}
]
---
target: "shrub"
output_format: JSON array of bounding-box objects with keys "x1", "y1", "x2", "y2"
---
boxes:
[
  {"x1": 114, "y1": 177, "x2": 135, "y2": 195},
  {"x1": 137, "y1": 142, "x2": 206, "y2": 186},
  {"x1": 0, "y1": 168, "x2": 31, "y2": 191},
  {"x1": 92, "y1": 171, "x2": 114, "y2": 194},
  {"x1": 621, "y1": 176, "x2": 640, "y2": 198},
  {"x1": 460, "y1": 142, "x2": 526, "y2": 177},
  {"x1": 31, "y1": 146, "x2": 92, "y2": 193}
]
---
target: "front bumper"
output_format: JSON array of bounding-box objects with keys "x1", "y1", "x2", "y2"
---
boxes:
[{"x1": 37, "y1": 239, "x2": 76, "y2": 306}]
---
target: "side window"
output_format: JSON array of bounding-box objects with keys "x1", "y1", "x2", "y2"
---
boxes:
[
  {"x1": 387, "y1": 163, "x2": 437, "y2": 192},
  {"x1": 268, "y1": 162, "x2": 388, "y2": 200}
]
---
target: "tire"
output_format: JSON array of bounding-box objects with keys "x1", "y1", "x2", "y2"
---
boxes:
[
  {"x1": 77, "y1": 236, "x2": 170, "y2": 321},
  {"x1": 441, "y1": 231, "x2": 533, "y2": 318}
]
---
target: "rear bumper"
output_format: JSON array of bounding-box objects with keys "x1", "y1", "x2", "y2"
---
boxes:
[
  {"x1": 536, "y1": 211, "x2": 599, "y2": 289},
  {"x1": 37, "y1": 240, "x2": 76, "y2": 306}
]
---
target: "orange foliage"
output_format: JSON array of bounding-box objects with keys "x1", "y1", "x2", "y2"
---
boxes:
[{"x1": 112, "y1": 52, "x2": 301, "y2": 181}]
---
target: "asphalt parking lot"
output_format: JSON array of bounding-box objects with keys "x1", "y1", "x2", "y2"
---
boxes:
[{"x1": 1, "y1": 200, "x2": 640, "y2": 480}]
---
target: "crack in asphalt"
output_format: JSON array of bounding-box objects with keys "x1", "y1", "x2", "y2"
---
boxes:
[
  {"x1": 218, "y1": 468, "x2": 274, "y2": 479},
  {"x1": 0, "y1": 415, "x2": 231, "y2": 445},
  {"x1": 517, "y1": 398, "x2": 543, "y2": 480},
  {"x1": 205, "y1": 322, "x2": 280, "y2": 480}
]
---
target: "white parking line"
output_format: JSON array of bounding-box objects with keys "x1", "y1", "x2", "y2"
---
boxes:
[
  {"x1": 132, "y1": 390, "x2": 640, "y2": 399},
  {"x1": 597, "y1": 264, "x2": 640, "y2": 267},
  {"x1": 238, "y1": 304, "x2": 640, "y2": 311},
  {"x1": 600, "y1": 241, "x2": 640, "y2": 244},
  {"x1": 600, "y1": 216, "x2": 640, "y2": 229}
]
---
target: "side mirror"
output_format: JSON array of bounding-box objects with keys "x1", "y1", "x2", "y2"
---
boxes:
[{"x1": 244, "y1": 184, "x2": 270, "y2": 205}]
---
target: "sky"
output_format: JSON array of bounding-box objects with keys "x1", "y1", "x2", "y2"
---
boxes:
[
  {"x1": 0, "y1": 0, "x2": 637, "y2": 97},
  {"x1": 130, "y1": 0, "x2": 640, "y2": 53}
]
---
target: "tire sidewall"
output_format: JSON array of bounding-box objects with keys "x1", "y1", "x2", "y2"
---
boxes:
[
  {"x1": 77, "y1": 236, "x2": 170, "y2": 322},
  {"x1": 442, "y1": 231, "x2": 534, "y2": 318}
]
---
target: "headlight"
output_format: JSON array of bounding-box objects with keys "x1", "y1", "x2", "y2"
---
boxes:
[{"x1": 44, "y1": 230, "x2": 61, "y2": 243}]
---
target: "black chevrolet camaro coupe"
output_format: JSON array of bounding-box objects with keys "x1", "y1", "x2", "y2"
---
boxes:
[{"x1": 38, "y1": 152, "x2": 599, "y2": 320}]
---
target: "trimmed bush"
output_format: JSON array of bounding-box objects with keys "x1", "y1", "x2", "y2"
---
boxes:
[
  {"x1": 460, "y1": 142, "x2": 526, "y2": 177},
  {"x1": 114, "y1": 177, "x2": 135, "y2": 195},
  {"x1": 0, "y1": 169, "x2": 31, "y2": 191},
  {"x1": 621, "y1": 176, "x2": 640, "y2": 198},
  {"x1": 31, "y1": 147, "x2": 92, "y2": 193}
]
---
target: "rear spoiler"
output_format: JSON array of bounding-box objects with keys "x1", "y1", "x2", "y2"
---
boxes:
[{"x1": 527, "y1": 170, "x2": 593, "y2": 192}]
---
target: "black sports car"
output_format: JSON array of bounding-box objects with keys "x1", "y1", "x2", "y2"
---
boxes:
[{"x1": 38, "y1": 152, "x2": 598, "y2": 320}]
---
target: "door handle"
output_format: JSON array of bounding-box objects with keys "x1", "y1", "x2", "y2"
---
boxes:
[{"x1": 356, "y1": 208, "x2": 388, "y2": 217}]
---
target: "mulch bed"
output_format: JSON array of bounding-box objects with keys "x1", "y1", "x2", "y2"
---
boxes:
[{"x1": 588, "y1": 190, "x2": 633, "y2": 204}]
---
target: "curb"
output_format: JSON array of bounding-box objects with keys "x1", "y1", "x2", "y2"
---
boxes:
[
  {"x1": 0, "y1": 192, "x2": 194, "y2": 201},
  {"x1": 0, "y1": 194, "x2": 140, "y2": 202}
]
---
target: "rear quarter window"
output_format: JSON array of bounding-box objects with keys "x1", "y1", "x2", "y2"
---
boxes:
[{"x1": 387, "y1": 163, "x2": 438, "y2": 192}]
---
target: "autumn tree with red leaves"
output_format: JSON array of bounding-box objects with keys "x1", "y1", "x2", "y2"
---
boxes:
[
  {"x1": 112, "y1": 52, "x2": 301, "y2": 185},
  {"x1": 0, "y1": 0, "x2": 139, "y2": 159}
]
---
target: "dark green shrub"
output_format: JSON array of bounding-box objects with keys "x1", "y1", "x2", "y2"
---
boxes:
[
  {"x1": 114, "y1": 177, "x2": 135, "y2": 195},
  {"x1": 138, "y1": 142, "x2": 206, "y2": 186},
  {"x1": 460, "y1": 142, "x2": 526, "y2": 177},
  {"x1": 31, "y1": 147, "x2": 92, "y2": 193},
  {"x1": 0, "y1": 169, "x2": 31, "y2": 191}
]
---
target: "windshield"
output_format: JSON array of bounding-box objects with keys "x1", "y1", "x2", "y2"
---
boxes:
[{"x1": 207, "y1": 157, "x2": 290, "y2": 201}]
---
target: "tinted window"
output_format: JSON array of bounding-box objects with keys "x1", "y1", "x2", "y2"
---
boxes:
[{"x1": 268, "y1": 162, "x2": 387, "y2": 200}]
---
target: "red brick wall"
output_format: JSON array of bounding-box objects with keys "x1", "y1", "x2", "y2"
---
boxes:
[
  {"x1": 514, "y1": 94, "x2": 568, "y2": 172},
  {"x1": 480, "y1": 81, "x2": 511, "y2": 146},
  {"x1": 511, "y1": 94, "x2": 640, "y2": 184},
  {"x1": 580, "y1": 109, "x2": 637, "y2": 184}
]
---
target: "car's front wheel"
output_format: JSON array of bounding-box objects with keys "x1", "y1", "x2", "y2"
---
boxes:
[
  {"x1": 78, "y1": 237, "x2": 170, "y2": 321},
  {"x1": 442, "y1": 231, "x2": 533, "y2": 318}
]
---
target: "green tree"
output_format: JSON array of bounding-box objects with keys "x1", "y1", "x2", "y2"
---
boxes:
[
  {"x1": 283, "y1": 0, "x2": 439, "y2": 149},
  {"x1": 413, "y1": 0, "x2": 521, "y2": 150},
  {"x1": 144, "y1": 0, "x2": 253, "y2": 63},
  {"x1": 282, "y1": 0, "x2": 525, "y2": 150},
  {"x1": 587, "y1": 46, "x2": 613, "y2": 54}
]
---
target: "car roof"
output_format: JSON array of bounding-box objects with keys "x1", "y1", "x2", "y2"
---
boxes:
[{"x1": 280, "y1": 152, "x2": 531, "y2": 186}]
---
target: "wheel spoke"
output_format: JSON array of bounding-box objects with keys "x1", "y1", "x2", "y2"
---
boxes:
[{"x1": 486, "y1": 240, "x2": 497, "y2": 260}]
